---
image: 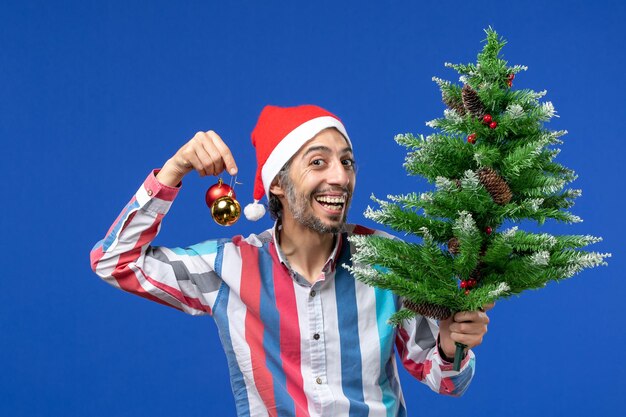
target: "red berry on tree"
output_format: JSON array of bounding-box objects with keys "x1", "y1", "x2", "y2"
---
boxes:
[
  {"x1": 507, "y1": 80, "x2": 513, "y2": 87},
  {"x1": 468, "y1": 279, "x2": 477, "y2": 288},
  {"x1": 483, "y1": 114, "x2": 492, "y2": 124},
  {"x1": 460, "y1": 280, "x2": 467, "y2": 289},
  {"x1": 489, "y1": 121, "x2": 498, "y2": 129},
  {"x1": 467, "y1": 133, "x2": 477, "y2": 144},
  {"x1": 486, "y1": 226, "x2": 493, "y2": 235},
  {"x1": 465, "y1": 289, "x2": 471, "y2": 295},
  {"x1": 508, "y1": 73, "x2": 515, "y2": 80}
]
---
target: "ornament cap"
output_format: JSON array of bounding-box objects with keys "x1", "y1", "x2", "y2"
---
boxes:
[{"x1": 244, "y1": 200, "x2": 266, "y2": 221}]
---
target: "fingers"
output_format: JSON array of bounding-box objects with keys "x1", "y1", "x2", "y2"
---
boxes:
[
  {"x1": 207, "y1": 130, "x2": 238, "y2": 175},
  {"x1": 196, "y1": 132, "x2": 224, "y2": 176},
  {"x1": 448, "y1": 321, "x2": 487, "y2": 348},
  {"x1": 181, "y1": 148, "x2": 206, "y2": 176},
  {"x1": 448, "y1": 331, "x2": 484, "y2": 348},
  {"x1": 454, "y1": 310, "x2": 490, "y2": 324},
  {"x1": 176, "y1": 131, "x2": 237, "y2": 177},
  {"x1": 447, "y1": 308, "x2": 491, "y2": 349},
  {"x1": 449, "y1": 319, "x2": 488, "y2": 334},
  {"x1": 480, "y1": 301, "x2": 496, "y2": 312}
]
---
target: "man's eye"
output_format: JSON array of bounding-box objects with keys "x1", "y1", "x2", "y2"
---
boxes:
[
  {"x1": 311, "y1": 159, "x2": 324, "y2": 166},
  {"x1": 342, "y1": 159, "x2": 355, "y2": 167}
]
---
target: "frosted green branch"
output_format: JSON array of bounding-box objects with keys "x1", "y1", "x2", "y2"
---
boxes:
[{"x1": 352, "y1": 28, "x2": 609, "y2": 317}]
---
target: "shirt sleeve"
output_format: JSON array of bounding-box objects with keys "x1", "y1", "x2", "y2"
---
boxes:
[
  {"x1": 89, "y1": 170, "x2": 223, "y2": 316},
  {"x1": 395, "y1": 313, "x2": 475, "y2": 397}
]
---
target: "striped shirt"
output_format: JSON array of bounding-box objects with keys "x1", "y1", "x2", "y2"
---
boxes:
[{"x1": 90, "y1": 171, "x2": 475, "y2": 417}]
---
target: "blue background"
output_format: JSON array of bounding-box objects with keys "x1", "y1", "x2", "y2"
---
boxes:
[{"x1": 2, "y1": 1, "x2": 624, "y2": 416}]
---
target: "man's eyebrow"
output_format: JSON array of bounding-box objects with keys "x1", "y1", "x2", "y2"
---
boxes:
[{"x1": 301, "y1": 145, "x2": 354, "y2": 158}]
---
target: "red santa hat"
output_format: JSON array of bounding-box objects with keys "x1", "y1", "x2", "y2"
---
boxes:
[{"x1": 244, "y1": 104, "x2": 351, "y2": 221}]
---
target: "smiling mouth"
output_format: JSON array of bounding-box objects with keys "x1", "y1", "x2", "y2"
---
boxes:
[{"x1": 314, "y1": 195, "x2": 346, "y2": 212}]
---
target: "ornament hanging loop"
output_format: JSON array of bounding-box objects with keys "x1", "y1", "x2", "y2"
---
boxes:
[{"x1": 228, "y1": 175, "x2": 243, "y2": 196}]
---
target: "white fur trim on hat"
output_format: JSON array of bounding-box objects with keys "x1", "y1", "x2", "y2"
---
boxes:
[
  {"x1": 260, "y1": 116, "x2": 351, "y2": 199},
  {"x1": 244, "y1": 200, "x2": 266, "y2": 221}
]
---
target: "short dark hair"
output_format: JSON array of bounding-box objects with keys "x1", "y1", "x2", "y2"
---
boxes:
[{"x1": 268, "y1": 160, "x2": 292, "y2": 220}]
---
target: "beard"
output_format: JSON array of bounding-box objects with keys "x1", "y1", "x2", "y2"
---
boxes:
[{"x1": 284, "y1": 181, "x2": 352, "y2": 234}]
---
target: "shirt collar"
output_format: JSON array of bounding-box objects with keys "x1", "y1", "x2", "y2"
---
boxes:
[{"x1": 272, "y1": 221, "x2": 343, "y2": 276}]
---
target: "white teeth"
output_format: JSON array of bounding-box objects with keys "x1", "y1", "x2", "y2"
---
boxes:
[{"x1": 315, "y1": 196, "x2": 346, "y2": 204}]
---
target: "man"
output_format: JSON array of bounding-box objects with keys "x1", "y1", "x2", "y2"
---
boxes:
[{"x1": 90, "y1": 104, "x2": 491, "y2": 417}]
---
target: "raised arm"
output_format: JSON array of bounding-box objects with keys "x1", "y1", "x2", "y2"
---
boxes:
[{"x1": 90, "y1": 130, "x2": 238, "y2": 315}]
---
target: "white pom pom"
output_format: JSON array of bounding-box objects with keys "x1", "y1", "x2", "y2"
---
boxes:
[{"x1": 244, "y1": 200, "x2": 266, "y2": 221}]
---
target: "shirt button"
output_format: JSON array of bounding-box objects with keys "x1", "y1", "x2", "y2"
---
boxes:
[
  {"x1": 310, "y1": 290, "x2": 316, "y2": 297},
  {"x1": 316, "y1": 377, "x2": 322, "y2": 385},
  {"x1": 147, "y1": 189, "x2": 153, "y2": 196},
  {"x1": 313, "y1": 333, "x2": 320, "y2": 340}
]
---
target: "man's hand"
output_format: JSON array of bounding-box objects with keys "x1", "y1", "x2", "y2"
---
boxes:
[
  {"x1": 156, "y1": 130, "x2": 238, "y2": 187},
  {"x1": 438, "y1": 302, "x2": 495, "y2": 359}
]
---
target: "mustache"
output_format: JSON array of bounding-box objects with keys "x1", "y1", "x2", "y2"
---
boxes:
[{"x1": 312, "y1": 186, "x2": 352, "y2": 196}]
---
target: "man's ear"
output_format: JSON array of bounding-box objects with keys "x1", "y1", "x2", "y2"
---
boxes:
[{"x1": 269, "y1": 179, "x2": 284, "y2": 197}]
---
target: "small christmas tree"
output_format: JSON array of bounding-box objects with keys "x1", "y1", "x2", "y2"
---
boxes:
[{"x1": 348, "y1": 28, "x2": 610, "y2": 367}]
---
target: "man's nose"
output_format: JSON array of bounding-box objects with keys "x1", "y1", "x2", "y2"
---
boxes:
[{"x1": 327, "y1": 160, "x2": 351, "y2": 187}]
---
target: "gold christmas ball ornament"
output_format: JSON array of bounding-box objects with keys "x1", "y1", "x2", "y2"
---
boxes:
[
  {"x1": 206, "y1": 176, "x2": 242, "y2": 226},
  {"x1": 211, "y1": 195, "x2": 241, "y2": 226}
]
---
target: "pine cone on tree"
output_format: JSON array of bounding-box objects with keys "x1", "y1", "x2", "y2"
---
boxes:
[
  {"x1": 478, "y1": 167, "x2": 512, "y2": 205},
  {"x1": 470, "y1": 266, "x2": 482, "y2": 282},
  {"x1": 403, "y1": 300, "x2": 451, "y2": 320},
  {"x1": 462, "y1": 84, "x2": 486, "y2": 118},
  {"x1": 442, "y1": 91, "x2": 466, "y2": 116},
  {"x1": 448, "y1": 237, "x2": 460, "y2": 254}
]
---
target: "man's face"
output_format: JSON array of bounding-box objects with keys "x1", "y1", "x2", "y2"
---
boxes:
[{"x1": 276, "y1": 128, "x2": 356, "y2": 234}]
